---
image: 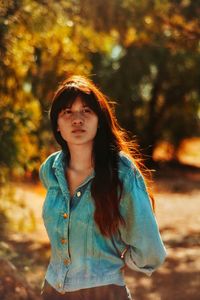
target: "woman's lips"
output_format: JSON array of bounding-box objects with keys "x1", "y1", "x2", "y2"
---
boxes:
[{"x1": 72, "y1": 129, "x2": 85, "y2": 133}]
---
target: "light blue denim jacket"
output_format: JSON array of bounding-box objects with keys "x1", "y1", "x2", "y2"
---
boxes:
[{"x1": 39, "y1": 150, "x2": 167, "y2": 293}]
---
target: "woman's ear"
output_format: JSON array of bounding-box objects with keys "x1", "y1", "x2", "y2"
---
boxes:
[{"x1": 57, "y1": 126, "x2": 60, "y2": 132}]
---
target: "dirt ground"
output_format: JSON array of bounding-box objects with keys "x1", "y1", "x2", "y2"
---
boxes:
[
  {"x1": 124, "y1": 166, "x2": 200, "y2": 300},
  {"x1": 8, "y1": 164, "x2": 200, "y2": 300}
]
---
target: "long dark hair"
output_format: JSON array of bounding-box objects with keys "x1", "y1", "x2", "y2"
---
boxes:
[{"x1": 50, "y1": 75, "x2": 155, "y2": 237}]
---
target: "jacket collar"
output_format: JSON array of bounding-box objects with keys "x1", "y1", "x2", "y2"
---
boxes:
[{"x1": 52, "y1": 150, "x2": 65, "y2": 170}]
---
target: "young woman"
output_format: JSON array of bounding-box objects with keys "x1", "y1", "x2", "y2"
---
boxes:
[{"x1": 39, "y1": 75, "x2": 166, "y2": 300}]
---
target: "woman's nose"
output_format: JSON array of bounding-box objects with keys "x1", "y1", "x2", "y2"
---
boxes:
[{"x1": 71, "y1": 112, "x2": 84, "y2": 126}]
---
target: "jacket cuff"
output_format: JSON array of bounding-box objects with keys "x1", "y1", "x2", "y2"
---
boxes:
[{"x1": 124, "y1": 248, "x2": 154, "y2": 277}]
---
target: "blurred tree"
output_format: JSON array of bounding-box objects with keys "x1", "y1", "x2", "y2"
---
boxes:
[
  {"x1": 0, "y1": 0, "x2": 200, "y2": 177},
  {"x1": 83, "y1": 0, "x2": 200, "y2": 161},
  {"x1": 0, "y1": 0, "x2": 116, "y2": 179}
]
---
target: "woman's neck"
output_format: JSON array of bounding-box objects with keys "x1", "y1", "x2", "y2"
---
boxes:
[{"x1": 67, "y1": 143, "x2": 94, "y2": 172}]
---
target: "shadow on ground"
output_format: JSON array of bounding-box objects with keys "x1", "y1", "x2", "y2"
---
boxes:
[{"x1": 125, "y1": 230, "x2": 200, "y2": 300}]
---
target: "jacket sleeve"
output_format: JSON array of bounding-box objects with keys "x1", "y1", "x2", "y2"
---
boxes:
[{"x1": 119, "y1": 165, "x2": 167, "y2": 276}]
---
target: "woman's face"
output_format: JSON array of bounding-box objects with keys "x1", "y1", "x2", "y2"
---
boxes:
[{"x1": 57, "y1": 96, "x2": 98, "y2": 148}]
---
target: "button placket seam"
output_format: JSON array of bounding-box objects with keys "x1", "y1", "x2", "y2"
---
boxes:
[
  {"x1": 66, "y1": 192, "x2": 71, "y2": 263},
  {"x1": 55, "y1": 168, "x2": 71, "y2": 266}
]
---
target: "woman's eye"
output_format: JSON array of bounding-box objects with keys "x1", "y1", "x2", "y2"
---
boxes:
[
  {"x1": 82, "y1": 108, "x2": 91, "y2": 113},
  {"x1": 64, "y1": 109, "x2": 72, "y2": 114}
]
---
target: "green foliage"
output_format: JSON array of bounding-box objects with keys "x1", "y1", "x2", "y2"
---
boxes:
[
  {"x1": 88, "y1": 0, "x2": 200, "y2": 157},
  {"x1": 0, "y1": 0, "x2": 199, "y2": 173},
  {"x1": 102, "y1": 45, "x2": 200, "y2": 155}
]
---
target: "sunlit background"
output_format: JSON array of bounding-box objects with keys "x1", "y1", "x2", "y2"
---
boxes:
[{"x1": 0, "y1": 1, "x2": 200, "y2": 299}]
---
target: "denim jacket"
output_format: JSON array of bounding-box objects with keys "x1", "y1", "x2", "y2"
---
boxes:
[{"x1": 39, "y1": 150, "x2": 167, "y2": 293}]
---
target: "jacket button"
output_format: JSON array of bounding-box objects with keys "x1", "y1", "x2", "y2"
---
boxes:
[
  {"x1": 64, "y1": 258, "x2": 70, "y2": 265},
  {"x1": 61, "y1": 238, "x2": 67, "y2": 244},
  {"x1": 63, "y1": 213, "x2": 68, "y2": 219},
  {"x1": 76, "y1": 191, "x2": 81, "y2": 197}
]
